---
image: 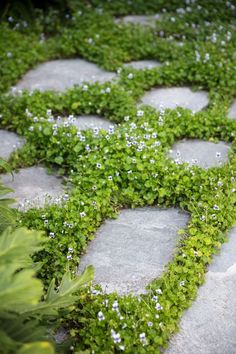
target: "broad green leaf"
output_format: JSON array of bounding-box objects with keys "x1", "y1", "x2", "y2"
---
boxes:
[{"x1": 16, "y1": 341, "x2": 55, "y2": 354}]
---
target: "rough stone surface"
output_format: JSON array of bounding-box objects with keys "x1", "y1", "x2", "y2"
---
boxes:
[
  {"x1": 15, "y1": 59, "x2": 116, "y2": 92},
  {"x1": 169, "y1": 139, "x2": 231, "y2": 169},
  {"x1": 141, "y1": 87, "x2": 209, "y2": 112},
  {"x1": 123, "y1": 60, "x2": 161, "y2": 70},
  {"x1": 61, "y1": 115, "x2": 115, "y2": 131},
  {"x1": 116, "y1": 14, "x2": 161, "y2": 27},
  {"x1": 0, "y1": 130, "x2": 25, "y2": 160},
  {"x1": 166, "y1": 228, "x2": 236, "y2": 354},
  {"x1": 78, "y1": 207, "x2": 189, "y2": 295},
  {"x1": 228, "y1": 99, "x2": 236, "y2": 119},
  {"x1": 1, "y1": 166, "x2": 64, "y2": 210}
]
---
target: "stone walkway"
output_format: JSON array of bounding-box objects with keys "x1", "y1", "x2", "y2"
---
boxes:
[
  {"x1": 167, "y1": 228, "x2": 236, "y2": 354},
  {"x1": 15, "y1": 59, "x2": 116, "y2": 92},
  {"x1": 1, "y1": 54, "x2": 236, "y2": 352},
  {"x1": 79, "y1": 207, "x2": 189, "y2": 294},
  {"x1": 141, "y1": 87, "x2": 209, "y2": 112}
]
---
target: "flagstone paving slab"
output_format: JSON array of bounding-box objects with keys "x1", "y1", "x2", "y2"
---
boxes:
[
  {"x1": 228, "y1": 99, "x2": 236, "y2": 119},
  {"x1": 1, "y1": 166, "x2": 64, "y2": 210},
  {"x1": 116, "y1": 14, "x2": 161, "y2": 27},
  {"x1": 15, "y1": 59, "x2": 116, "y2": 92},
  {"x1": 78, "y1": 207, "x2": 189, "y2": 295},
  {"x1": 169, "y1": 139, "x2": 231, "y2": 169},
  {"x1": 61, "y1": 115, "x2": 115, "y2": 131},
  {"x1": 123, "y1": 60, "x2": 161, "y2": 70},
  {"x1": 166, "y1": 228, "x2": 236, "y2": 354},
  {"x1": 141, "y1": 87, "x2": 209, "y2": 112},
  {"x1": 0, "y1": 130, "x2": 25, "y2": 160}
]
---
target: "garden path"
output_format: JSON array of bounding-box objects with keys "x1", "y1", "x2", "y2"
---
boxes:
[{"x1": 1, "y1": 57, "x2": 236, "y2": 353}]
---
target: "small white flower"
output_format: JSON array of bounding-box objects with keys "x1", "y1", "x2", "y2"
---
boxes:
[
  {"x1": 67, "y1": 254, "x2": 72, "y2": 260},
  {"x1": 49, "y1": 232, "x2": 55, "y2": 238},
  {"x1": 216, "y1": 152, "x2": 221, "y2": 158},
  {"x1": 80, "y1": 212, "x2": 86, "y2": 217},
  {"x1": 82, "y1": 84, "x2": 88, "y2": 91},
  {"x1": 119, "y1": 345, "x2": 125, "y2": 351},
  {"x1": 127, "y1": 73, "x2": 133, "y2": 79},
  {"x1": 156, "y1": 289, "x2": 162, "y2": 295},
  {"x1": 155, "y1": 303, "x2": 163, "y2": 311},
  {"x1": 137, "y1": 110, "x2": 144, "y2": 117},
  {"x1": 98, "y1": 311, "x2": 105, "y2": 321},
  {"x1": 139, "y1": 332, "x2": 146, "y2": 344},
  {"x1": 112, "y1": 300, "x2": 119, "y2": 311},
  {"x1": 108, "y1": 175, "x2": 113, "y2": 180},
  {"x1": 96, "y1": 163, "x2": 102, "y2": 168},
  {"x1": 147, "y1": 321, "x2": 153, "y2": 327},
  {"x1": 180, "y1": 280, "x2": 185, "y2": 286},
  {"x1": 213, "y1": 204, "x2": 220, "y2": 211}
]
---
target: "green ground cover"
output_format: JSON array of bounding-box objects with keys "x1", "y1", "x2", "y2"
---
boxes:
[{"x1": 0, "y1": 1, "x2": 236, "y2": 353}]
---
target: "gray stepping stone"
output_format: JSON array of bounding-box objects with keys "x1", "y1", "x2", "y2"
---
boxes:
[
  {"x1": 228, "y1": 99, "x2": 236, "y2": 119},
  {"x1": 166, "y1": 228, "x2": 236, "y2": 354},
  {"x1": 78, "y1": 207, "x2": 189, "y2": 295},
  {"x1": 15, "y1": 59, "x2": 116, "y2": 92},
  {"x1": 169, "y1": 139, "x2": 230, "y2": 169},
  {"x1": 0, "y1": 130, "x2": 25, "y2": 160},
  {"x1": 116, "y1": 14, "x2": 161, "y2": 27},
  {"x1": 1, "y1": 166, "x2": 64, "y2": 210},
  {"x1": 141, "y1": 87, "x2": 209, "y2": 112},
  {"x1": 60, "y1": 115, "x2": 114, "y2": 131},
  {"x1": 123, "y1": 60, "x2": 161, "y2": 70}
]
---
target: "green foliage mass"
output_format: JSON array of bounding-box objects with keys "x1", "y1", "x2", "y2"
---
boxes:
[{"x1": 0, "y1": 0, "x2": 236, "y2": 352}]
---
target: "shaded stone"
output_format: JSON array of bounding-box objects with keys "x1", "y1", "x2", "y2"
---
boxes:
[
  {"x1": 15, "y1": 59, "x2": 116, "y2": 92},
  {"x1": 0, "y1": 130, "x2": 25, "y2": 160},
  {"x1": 141, "y1": 87, "x2": 209, "y2": 112},
  {"x1": 228, "y1": 99, "x2": 236, "y2": 119},
  {"x1": 1, "y1": 166, "x2": 64, "y2": 210},
  {"x1": 61, "y1": 115, "x2": 115, "y2": 131},
  {"x1": 78, "y1": 207, "x2": 189, "y2": 295},
  {"x1": 123, "y1": 60, "x2": 161, "y2": 70},
  {"x1": 169, "y1": 139, "x2": 230, "y2": 169},
  {"x1": 166, "y1": 228, "x2": 236, "y2": 354},
  {"x1": 116, "y1": 14, "x2": 161, "y2": 27}
]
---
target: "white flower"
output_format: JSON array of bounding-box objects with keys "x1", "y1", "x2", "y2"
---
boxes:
[
  {"x1": 156, "y1": 289, "x2": 162, "y2": 295},
  {"x1": 213, "y1": 204, "x2": 219, "y2": 211},
  {"x1": 216, "y1": 152, "x2": 221, "y2": 158},
  {"x1": 108, "y1": 175, "x2": 113, "y2": 180},
  {"x1": 155, "y1": 303, "x2": 163, "y2": 311},
  {"x1": 127, "y1": 73, "x2": 133, "y2": 79},
  {"x1": 152, "y1": 295, "x2": 158, "y2": 302},
  {"x1": 139, "y1": 332, "x2": 146, "y2": 344},
  {"x1": 67, "y1": 254, "x2": 72, "y2": 260},
  {"x1": 147, "y1": 321, "x2": 153, "y2": 327},
  {"x1": 119, "y1": 345, "x2": 125, "y2": 351},
  {"x1": 49, "y1": 232, "x2": 55, "y2": 238},
  {"x1": 96, "y1": 163, "x2": 102, "y2": 168},
  {"x1": 98, "y1": 311, "x2": 105, "y2": 321},
  {"x1": 80, "y1": 212, "x2": 86, "y2": 217},
  {"x1": 180, "y1": 280, "x2": 185, "y2": 286},
  {"x1": 137, "y1": 110, "x2": 144, "y2": 117},
  {"x1": 82, "y1": 84, "x2": 88, "y2": 91},
  {"x1": 112, "y1": 300, "x2": 119, "y2": 311}
]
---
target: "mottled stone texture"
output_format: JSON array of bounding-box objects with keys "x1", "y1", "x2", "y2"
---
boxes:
[
  {"x1": 167, "y1": 228, "x2": 236, "y2": 354},
  {"x1": 169, "y1": 139, "x2": 231, "y2": 168},
  {"x1": 141, "y1": 87, "x2": 209, "y2": 112},
  {"x1": 1, "y1": 166, "x2": 64, "y2": 210},
  {"x1": 124, "y1": 60, "x2": 161, "y2": 70},
  {"x1": 228, "y1": 99, "x2": 236, "y2": 119},
  {"x1": 0, "y1": 130, "x2": 24, "y2": 160},
  {"x1": 15, "y1": 59, "x2": 116, "y2": 92},
  {"x1": 78, "y1": 207, "x2": 189, "y2": 294}
]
